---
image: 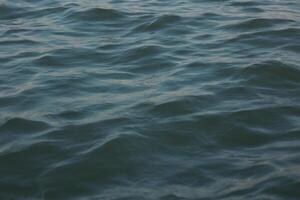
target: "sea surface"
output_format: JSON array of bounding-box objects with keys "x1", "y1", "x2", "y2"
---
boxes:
[{"x1": 1, "y1": 0, "x2": 300, "y2": 199}]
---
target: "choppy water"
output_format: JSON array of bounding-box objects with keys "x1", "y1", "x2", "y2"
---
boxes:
[{"x1": 1, "y1": 0, "x2": 300, "y2": 199}]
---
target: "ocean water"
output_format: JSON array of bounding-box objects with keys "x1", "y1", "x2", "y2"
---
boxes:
[{"x1": 1, "y1": 0, "x2": 300, "y2": 199}]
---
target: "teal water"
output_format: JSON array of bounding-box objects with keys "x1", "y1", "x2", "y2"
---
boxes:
[{"x1": 1, "y1": 0, "x2": 300, "y2": 199}]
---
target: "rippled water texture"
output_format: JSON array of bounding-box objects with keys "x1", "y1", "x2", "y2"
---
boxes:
[{"x1": 1, "y1": 0, "x2": 300, "y2": 199}]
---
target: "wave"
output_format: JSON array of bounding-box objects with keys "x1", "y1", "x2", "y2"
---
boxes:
[
  {"x1": 222, "y1": 18, "x2": 295, "y2": 31},
  {"x1": 234, "y1": 60, "x2": 300, "y2": 86},
  {"x1": 0, "y1": 117, "x2": 50, "y2": 134},
  {"x1": 134, "y1": 14, "x2": 182, "y2": 32},
  {"x1": 65, "y1": 7, "x2": 126, "y2": 22},
  {"x1": 0, "y1": 3, "x2": 27, "y2": 20}
]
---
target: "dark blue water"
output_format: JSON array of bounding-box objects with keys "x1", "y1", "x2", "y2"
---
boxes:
[{"x1": 1, "y1": 0, "x2": 300, "y2": 199}]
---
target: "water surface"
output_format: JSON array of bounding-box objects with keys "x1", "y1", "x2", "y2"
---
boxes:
[{"x1": 1, "y1": 0, "x2": 300, "y2": 199}]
